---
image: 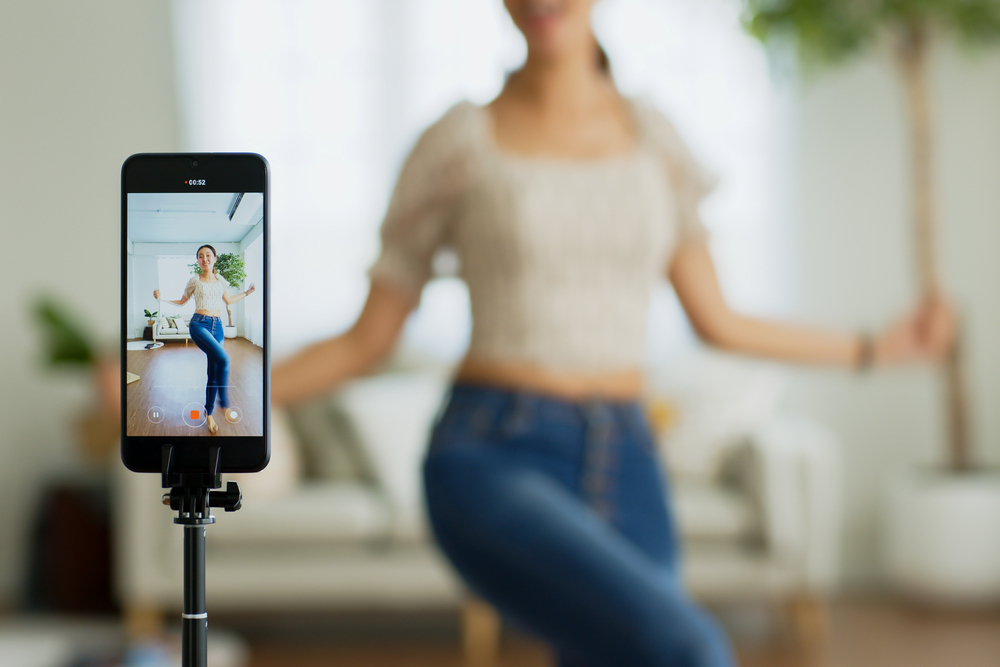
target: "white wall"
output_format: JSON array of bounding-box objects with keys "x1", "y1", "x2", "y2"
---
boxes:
[
  {"x1": 0, "y1": 1, "x2": 178, "y2": 603},
  {"x1": 782, "y1": 43, "x2": 1000, "y2": 588},
  {"x1": 242, "y1": 234, "x2": 265, "y2": 347},
  {"x1": 235, "y1": 216, "x2": 264, "y2": 338}
]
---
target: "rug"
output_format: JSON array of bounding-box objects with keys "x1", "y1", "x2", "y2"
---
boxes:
[{"x1": 126, "y1": 341, "x2": 163, "y2": 351}]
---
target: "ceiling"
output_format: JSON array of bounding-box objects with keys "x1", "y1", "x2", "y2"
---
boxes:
[{"x1": 128, "y1": 192, "x2": 263, "y2": 243}]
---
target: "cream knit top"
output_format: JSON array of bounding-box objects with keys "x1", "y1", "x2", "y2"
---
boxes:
[
  {"x1": 369, "y1": 98, "x2": 714, "y2": 372},
  {"x1": 184, "y1": 275, "x2": 230, "y2": 312}
]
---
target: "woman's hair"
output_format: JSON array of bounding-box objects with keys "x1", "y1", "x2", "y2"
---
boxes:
[
  {"x1": 597, "y1": 43, "x2": 611, "y2": 75},
  {"x1": 196, "y1": 244, "x2": 218, "y2": 273}
]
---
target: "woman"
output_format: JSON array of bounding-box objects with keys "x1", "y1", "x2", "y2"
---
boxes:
[
  {"x1": 155, "y1": 244, "x2": 255, "y2": 434},
  {"x1": 273, "y1": 1, "x2": 954, "y2": 664}
]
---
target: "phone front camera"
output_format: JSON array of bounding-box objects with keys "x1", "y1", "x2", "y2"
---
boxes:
[{"x1": 191, "y1": 159, "x2": 200, "y2": 168}]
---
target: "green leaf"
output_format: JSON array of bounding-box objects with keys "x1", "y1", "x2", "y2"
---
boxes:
[
  {"x1": 32, "y1": 295, "x2": 96, "y2": 368},
  {"x1": 214, "y1": 253, "x2": 247, "y2": 288},
  {"x1": 743, "y1": 0, "x2": 1000, "y2": 67}
]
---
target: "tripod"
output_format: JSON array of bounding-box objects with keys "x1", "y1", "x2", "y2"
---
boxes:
[{"x1": 161, "y1": 445, "x2": 242, "y2": 667}]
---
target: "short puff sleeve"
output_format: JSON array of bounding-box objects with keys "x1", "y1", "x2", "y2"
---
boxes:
[
  {"x1": 633, "y1": 99, "x2": 716, "y2": 244},
  {"x1": 183, "y1": 276, "x2": 197, "y2": 300},
  {"x1": 368, "y1": 103, "x2": 476, "y2": 302}
]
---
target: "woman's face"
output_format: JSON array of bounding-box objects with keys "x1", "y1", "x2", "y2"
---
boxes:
[
  {"x1": 504, "y1": 0, "x2": 597, "y2": 62},
  {"x1": 197, "y1": 247, "x2": 216, "y2": 273}
]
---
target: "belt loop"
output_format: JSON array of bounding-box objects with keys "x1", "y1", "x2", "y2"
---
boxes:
[{"x1": 511, "y1": 390, "x2": 537, "y2": 431}]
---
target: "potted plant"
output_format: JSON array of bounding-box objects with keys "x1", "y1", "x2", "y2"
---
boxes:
[
  {"x1": 190, "y1": 252, "x2": 247, "y2": 338},
  {"x1": 144, "y1": 309, "x2": 158, "y2": 326},
  {"x1": 743, "y1": 0, "x2": 1000, "y2": 604},
  {"x1": 33, "y1": 295, "x2": 121, "y2": 460}
]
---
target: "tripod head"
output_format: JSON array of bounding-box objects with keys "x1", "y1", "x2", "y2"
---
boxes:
[{"x1": 160, "y1": 444, "x2": 242, "y2": 524}]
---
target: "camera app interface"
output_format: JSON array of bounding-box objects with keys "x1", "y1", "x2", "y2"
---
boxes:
[{"x1": 126, "y1": 192, "x2": 264, "y2": 437}]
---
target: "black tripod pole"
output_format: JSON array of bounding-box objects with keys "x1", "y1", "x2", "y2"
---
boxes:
[
  {"x1": 183, "y1": 524, "x2": 208, "y2": 667},
  {"x1": 161, "y1": 445, "x2": 242, "y2": 667}
]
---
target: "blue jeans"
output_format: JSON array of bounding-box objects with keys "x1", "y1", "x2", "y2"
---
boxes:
[
  {"x1": 188, "y1": 314, "x2": 230, "y2": 416},
  {"x1": 423, "y1": 383, "x2": 735, "y2": 667}
]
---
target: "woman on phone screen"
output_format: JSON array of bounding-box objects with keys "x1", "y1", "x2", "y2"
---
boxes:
[
  {"x1": 155, "y1": 244, "x2": 255, "y2": 435},
  {"x1": 273, "y1": 1, "x2": 955, "y2": 664}
]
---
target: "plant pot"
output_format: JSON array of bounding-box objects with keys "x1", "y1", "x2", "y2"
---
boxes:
[
  {"x1": 223, "y1": 326, "x2": 238, "y2": 339},
  {"x1": 147, "y1": 319, "x2": 155, "y2": 326},
  {"x1": 884, "y1": 466, "x2": 1000, "y2": 606}
]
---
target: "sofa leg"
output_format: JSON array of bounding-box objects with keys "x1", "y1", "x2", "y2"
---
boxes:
[
  {"x1": 462, "y1": 597, "x2": 501, "y2": 665},
  {"x1": 783, "y1": 595, "x2": 829, "y2": 652},
  {"x1": 124, "y1": 604, "x2": 165, "y2": 639}
]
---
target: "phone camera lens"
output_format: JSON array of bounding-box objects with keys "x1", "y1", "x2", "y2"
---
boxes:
[{"x1": 191, "y1": 159, "x2": 200, "y2": 168}]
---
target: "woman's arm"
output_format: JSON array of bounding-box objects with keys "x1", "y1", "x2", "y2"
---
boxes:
[
  {"x1": 668, "y1": 239, "x2": 955, "y2": 368},
  {"x1": 152, "y1": 289, "x2": 189, "y2": 307},
  {"x1": 271, "y1": 281, "x2": 416, "y2": 406},
  {"x1": 223, "y1": 283, "x2": 255, "y2": 305}
]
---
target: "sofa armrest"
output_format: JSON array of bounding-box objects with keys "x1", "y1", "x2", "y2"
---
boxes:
[
  {"x1": 744, "y1": 417, "x2": 843, "y2": 592},
  {"x1": 111, "y1": 458, "x2": 181, "y2": 607}
]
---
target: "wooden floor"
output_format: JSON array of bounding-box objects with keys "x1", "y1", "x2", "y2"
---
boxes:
[
  {"x1": 238, "y1": 599, "x2": 1000, "y2": 667},
  {"x1": 125, "y1": 337, "x2": 263, "y2": 437}
]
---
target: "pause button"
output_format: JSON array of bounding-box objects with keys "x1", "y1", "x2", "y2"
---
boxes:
[{"x1": 148, "y1": 406, "x2": 165, "y2": 423}]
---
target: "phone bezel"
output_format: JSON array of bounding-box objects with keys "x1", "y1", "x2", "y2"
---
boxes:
[{"x1": 121, "y1": 153, "x2": 270, "y2": 473}]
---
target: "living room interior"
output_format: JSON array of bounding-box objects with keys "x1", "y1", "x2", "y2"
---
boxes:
[{"x1": 4, "y1": 1, "x2": 1000, "y2": 667}]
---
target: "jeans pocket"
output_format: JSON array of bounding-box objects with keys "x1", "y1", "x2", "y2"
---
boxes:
[{"x1": 496, "y1": 393, "x2": 541, "y2": 441}]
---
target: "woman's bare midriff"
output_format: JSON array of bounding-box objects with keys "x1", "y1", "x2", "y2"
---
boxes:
[
  {"x1": 195, "y1": 310, "x2": 222, "y2": 317},
  {"x1": 455, "y1": 357, "x2": 643, "y2": 402}
]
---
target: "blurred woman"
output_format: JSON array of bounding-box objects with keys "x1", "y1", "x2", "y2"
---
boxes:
[{"x1": 274, "y1": 1, "x2": 954, "y2": 664}]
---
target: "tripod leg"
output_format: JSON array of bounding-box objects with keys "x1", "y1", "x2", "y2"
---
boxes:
[{"x1": 183, "y1": 525, "x2": 208, "y2": 667}]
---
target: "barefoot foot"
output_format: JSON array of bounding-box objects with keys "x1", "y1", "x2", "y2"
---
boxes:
[{"x1": 207, "y1": 415, "x2": 218, "y2": 434}]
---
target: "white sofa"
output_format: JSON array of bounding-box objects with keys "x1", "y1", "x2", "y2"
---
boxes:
[
  {"x1": 152, "y1": 316, "x2": 192, "y2": 343},
  {"x1": 113, "y1": 354, "x2": 842, "y2": 655}
]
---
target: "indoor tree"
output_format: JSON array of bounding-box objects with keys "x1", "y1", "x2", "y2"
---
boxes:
[
  {"x1": 190, "y1": 252, "x2": 247, "y2": 328},
  {"x1": 744, "y1": 0, "x2": 1000, "y2": 470}
]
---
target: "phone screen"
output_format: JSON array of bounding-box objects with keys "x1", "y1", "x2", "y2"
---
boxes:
[{"x1": 125, "y1": 189, "x2": 265, "y2": 440}]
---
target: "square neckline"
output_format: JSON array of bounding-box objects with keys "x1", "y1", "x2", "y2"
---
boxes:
[{"x1": 473, "y1": 98, "x2": 647, "y2": 168}]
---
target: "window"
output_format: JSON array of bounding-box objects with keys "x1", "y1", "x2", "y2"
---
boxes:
[{"x1": 157, "y1": 256, "x2": 197, "y2": 319}]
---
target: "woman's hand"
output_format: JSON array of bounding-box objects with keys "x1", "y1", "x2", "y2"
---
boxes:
[
  {"x1": 245, "y1": 283, "x2": 255, "y2": 296},
  {"x1": 874, "y1": 291, "x2": 957, "y2": 366},
  {"x1": 153, "y1": 289, "x2": 160, "y2": 300}
]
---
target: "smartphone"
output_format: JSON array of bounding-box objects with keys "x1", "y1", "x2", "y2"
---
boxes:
[{"x1": 121, "y1": 154, "x2": 270, "y2": 473}]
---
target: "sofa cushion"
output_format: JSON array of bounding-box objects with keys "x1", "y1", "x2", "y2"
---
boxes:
[
  {"x1": 336, "y1": 370, "x2": 451, "y2": 542},
  {"x1": 672, "y1": 480, "x2": 759, "y2": 543},
  {"x1": 208, "y1": 483, "x2": 392, "y2": 544},
  {"x1": 158, "y1": 327, "x2": 178, "y2": 334},
  {"x1": 227, "y1": 408, "x2": 302, "y2": 501},
  {"x1": 647, "y1": 351, "x2": 786, "y2": 483},
  {"x1": 286, "y1": 398, "x2": 379, "y2": 484}
]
